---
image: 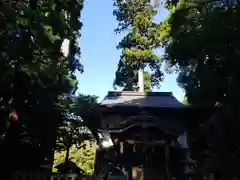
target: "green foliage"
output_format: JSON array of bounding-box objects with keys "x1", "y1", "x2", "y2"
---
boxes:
[
  {"x1": 72, "y1": 94, "x2": 101, "y2": 140},
  {"x1": 53, "y1": 140, "x2": 96, "y2": 175},
  {"x1": 113, "y1": 0, "x2": 163, "y2": 90},
  {"x1": 0, "y1": 0, "x2": 83, "y2": 100},
  {"x1": 161, "y1": 0, "x2": 240, "y2": 178},
  {"x1": 144, "y1": 71, "x2": 151, "y2": 92},
  {"x1": 181, "y1": 95, "x2": 188, "y2": 105},
  {"x1": 161, "y1": 0, "x2": 240, "y2": 106},
  {"x1": 73, "y1": 94, "x2": 99, "y2": 113},
  {"x1": 0, "y1": 0, "x2": 84, "y2": 170},
  {"x1": 54, "y1": 93, "x2": 100, "y2": 174},
  {"x1": 56, "y1": 118, "x2": 86, "y2": 152}
]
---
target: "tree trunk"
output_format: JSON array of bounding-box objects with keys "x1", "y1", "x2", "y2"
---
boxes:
[{"x1": 65, "y1": 146, "x2": 71, "y2": 163}]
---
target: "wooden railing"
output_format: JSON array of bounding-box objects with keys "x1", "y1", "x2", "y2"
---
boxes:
[{"x1": 12, "y1": 171, "x2": 92, "y2": 180}]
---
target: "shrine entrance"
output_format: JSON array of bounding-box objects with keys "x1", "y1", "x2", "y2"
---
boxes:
[
  {"x1": 97, "y1": 91, "x2": 193, "y2": 180},
  {"x1": 102, "y1": 114, "x2": 176, "y2": 180}
]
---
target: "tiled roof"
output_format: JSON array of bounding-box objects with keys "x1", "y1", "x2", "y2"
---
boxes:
[{"x1": 101, "y1": 91, "x2": 187, "y2": 109}]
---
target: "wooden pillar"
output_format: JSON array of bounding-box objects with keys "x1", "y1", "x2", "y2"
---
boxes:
[
  {"x1": 120, "y1": 141, "x2": 124, "y2": 154},
  {"x1": 165, "y1": 139, "x2": 170, "y2": 180},
  {"x1": 128, "y1": 166, "x2": 133, "y2": 180}
]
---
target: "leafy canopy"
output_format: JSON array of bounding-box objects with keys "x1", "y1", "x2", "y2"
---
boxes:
[
  {"x1": 0, "y1": 0, "x2": 84, "y2": 168},
  {"x1": 160, "y1": 0, "x2": 240, "y2": 178}
]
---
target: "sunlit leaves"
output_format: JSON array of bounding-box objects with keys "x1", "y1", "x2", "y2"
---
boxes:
[{"x1": 53, "y1": 141, "x2": 96, "y2": 175}]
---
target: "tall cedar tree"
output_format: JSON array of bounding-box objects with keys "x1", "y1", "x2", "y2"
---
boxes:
[
  {"x1": 0, "y1": 0, "x2": 84, "y2": 170},
  {"x1": 113, "y1": 0, "x2": 163, "y2": 91}
]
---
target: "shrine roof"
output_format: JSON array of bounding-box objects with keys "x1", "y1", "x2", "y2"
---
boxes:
[{"x1": 101, "y1": 91, "x2": 188, "y2": 109}]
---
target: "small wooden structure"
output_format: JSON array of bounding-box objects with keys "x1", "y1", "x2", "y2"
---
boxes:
[{"x1": 96, "y1": 91, "x2": 199, "y2": 180}]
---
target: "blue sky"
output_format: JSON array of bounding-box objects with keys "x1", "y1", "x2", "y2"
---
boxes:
[{"x1": 76, "y1": 0, "x2": 184, "y2": 102}]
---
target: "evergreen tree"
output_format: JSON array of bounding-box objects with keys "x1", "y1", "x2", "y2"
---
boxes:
[
  {"x1": 113, "y1": 0, "x2": 163, "y2": 91},
  {"x1": 0, "y1": 0, "x2": 84, "y2": 171}
]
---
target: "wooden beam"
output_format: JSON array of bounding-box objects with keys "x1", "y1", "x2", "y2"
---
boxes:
[{"x1": 126, "y1": 140, "x2": 165, "y2": 145}]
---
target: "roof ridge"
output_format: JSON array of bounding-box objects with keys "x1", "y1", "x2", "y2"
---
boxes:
[
  {"x1": 101, "y1": 91, "x2": 187, "y2": 108},
  {"x1": 107, "y1": 91, "x2": 173, "y2": 97}
]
